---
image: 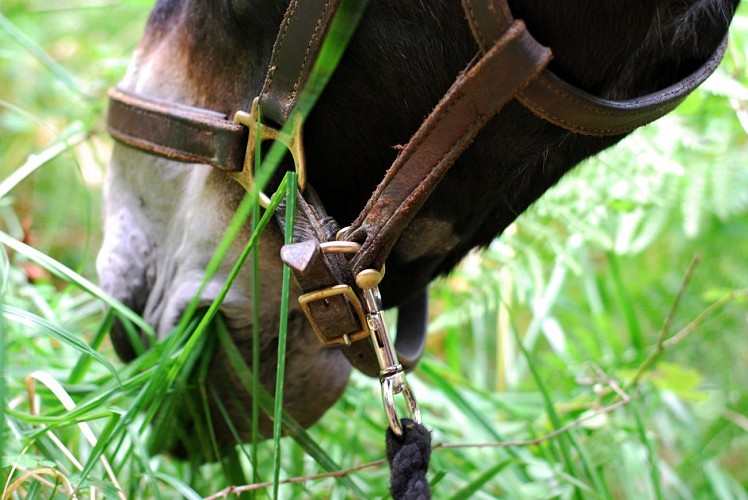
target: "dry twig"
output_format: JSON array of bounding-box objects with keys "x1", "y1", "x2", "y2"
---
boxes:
[{"x1": 206, "y1": 381, "x2": 635, "y2": 498}]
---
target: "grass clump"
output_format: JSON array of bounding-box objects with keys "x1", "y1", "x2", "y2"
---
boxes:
[{"x1": 2, "y1": 1, "x2": 747, "y2": 498}]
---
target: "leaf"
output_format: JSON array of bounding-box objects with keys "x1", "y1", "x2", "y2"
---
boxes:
[
  {"x1": 447, "y1": 459, "x2": 513, "y2": 500},
  {"x1": 648, "y1": 362, "x2": 708, "y2": 402},
  {"x1": 2, "y1": 454, "x2": 56, "y2": 469},
  {"x1": 153, "y1": 473, "x2": 203, "y2": 500}
]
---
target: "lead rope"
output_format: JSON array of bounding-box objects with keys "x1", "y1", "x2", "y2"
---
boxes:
[{"x1": 386, "y1": 419, "x2": 432, "y2": 500}]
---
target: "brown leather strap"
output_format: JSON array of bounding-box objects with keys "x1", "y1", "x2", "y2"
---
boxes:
[
  {"x1": 279, "y1": 188, "x2": 427, "y2": 376},
  {"x1": 262, "y1": 0, "x2": 386, "y2": 373},
  {"x1": 260, "y1": 0, "x2": 340, "y2": 126},
  {"x1": 394, "y1": 290, "x2": 429, "y2": 369},
  {"x1": 261, "y1": 0, "x2": 426, "y2": 377},
  {"x1": 461, "y1": 0, "x2": 513, "y2": 50},
  {"x1": 342, "y1": 20, "x2": 552, "y2": 273},
  {"x1": 277, "y1": 190, "x2": 383, "y2": 376},
  {"x1": 516, "y1": 44, "x2": 727, "y2": 136},
  {"x1": 462, "y1": 0, "x2": 729, "y2": 136},
  {"x1": 107, "y1": 87, "x2": 247, "y2": 171}
]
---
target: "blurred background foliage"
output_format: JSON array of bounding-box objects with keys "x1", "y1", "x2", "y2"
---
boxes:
[{"x1": 1, "y1": 0, "x2": 746, "y2": 498}]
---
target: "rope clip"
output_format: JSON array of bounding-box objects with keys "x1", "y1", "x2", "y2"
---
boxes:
[{"x1": 356, "y1": 269, "x2": 421, "y2": 436}]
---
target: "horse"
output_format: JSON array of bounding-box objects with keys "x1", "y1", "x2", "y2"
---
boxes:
[{"x1": 97, "y1": 0, "x2": 739, "y2": 457}]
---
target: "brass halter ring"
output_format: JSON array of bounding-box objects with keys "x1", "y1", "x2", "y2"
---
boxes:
[{"x1": 231, "y1": 97, "x2": 307, "y2": 207}]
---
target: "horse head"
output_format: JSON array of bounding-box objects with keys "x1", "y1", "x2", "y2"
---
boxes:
[{"x1": 97, "y1": 0, "x2": 738, "y2": 455}]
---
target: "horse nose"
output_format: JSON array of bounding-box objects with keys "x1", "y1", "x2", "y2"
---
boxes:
[{"x1": 109, "y1": 307, "x2": 150, "y2": 362}]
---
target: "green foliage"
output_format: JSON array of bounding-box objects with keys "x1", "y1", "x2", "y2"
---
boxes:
[{"x1": 1, "y1": 0, "x2": 747, "y2": 498}]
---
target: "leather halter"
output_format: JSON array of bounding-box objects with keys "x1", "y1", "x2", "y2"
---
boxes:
[{"x1": 106, "y1": 1, "x2": 728, "y2": 376}]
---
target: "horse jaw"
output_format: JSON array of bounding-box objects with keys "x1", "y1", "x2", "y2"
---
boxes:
[{"x1": 97, "y1": 23, "x2": 351, "y2": 452}]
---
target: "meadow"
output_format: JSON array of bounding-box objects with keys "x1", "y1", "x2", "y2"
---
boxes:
[{"x1": 1, "y1": 1, "x2": 747, "y2": 498}]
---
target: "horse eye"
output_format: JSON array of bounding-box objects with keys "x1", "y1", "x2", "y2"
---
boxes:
[{"x1": 224, "y1": 0, "x2": 251, "y2": 19}]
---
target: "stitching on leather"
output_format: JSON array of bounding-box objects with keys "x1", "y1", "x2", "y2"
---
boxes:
[
  {"x1": 380, "y1": 84, "x2": 465, "y2": 194},
  {"x1": 360, "y1": 106, "x2": 487, "y2": 270},
  {"x1": 515, "y1": 71, "x2": 688, "y2": 135},
  {"x1": 462, "y1": 0, "x2": 487, "y2": 52},
  {"x1": 352, "y1": 86, "x2": 465, "y2": 268},
  {"x1": 533, "y1": 74, "x2": 674, "y2": 118},
  {"x1": 363, "y1": 23, "x2": 528, "y2": 209},
  {"x1": 291, "y1": 0, "x2": 333, "y2": 102},
  {"x1": 516, "y1": 92, "x2": 634, "y2": 135},
  {"x1": 262, "y1": 0, "x2": 300, "y2": 98},
  {"x1": 110, "y1": 102, "x2": 239, "y2": 166},
  {"x1": 357, "y1": 83, "x2": 482, "y2": 270}
]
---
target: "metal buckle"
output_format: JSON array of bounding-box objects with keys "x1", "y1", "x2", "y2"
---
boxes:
[
  {"x1": 298, "y1": 285, "x2": 369, "y2": 347},
  {"x1": 232, "y1": 97, "x2": 306, "y2": 208}
]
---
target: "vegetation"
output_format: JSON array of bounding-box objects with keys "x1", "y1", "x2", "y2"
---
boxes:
[{"x1": 1, "y1": 1, "x2": 747, "y2": 498}]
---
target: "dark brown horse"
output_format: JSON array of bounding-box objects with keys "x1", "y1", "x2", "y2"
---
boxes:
[{"x1": 98, "y1": 0, "x2": 739, "y2": 455}]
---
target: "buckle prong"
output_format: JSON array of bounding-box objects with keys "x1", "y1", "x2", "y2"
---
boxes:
[{"x1": 298, "y1": 285, "x2": 368, "y2": 347}]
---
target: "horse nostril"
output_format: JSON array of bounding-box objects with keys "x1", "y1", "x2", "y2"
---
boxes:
[
  {"x1": 110, "y1": 314, "x2": 146, "y2": 362},
  {"x1": 288, "y1": 310, "x2": 304, "y2": 324}
]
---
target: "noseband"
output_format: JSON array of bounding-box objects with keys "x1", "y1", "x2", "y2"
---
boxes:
[{"x1": 106, "y1": 0, "x2": 727, "y2": 434}]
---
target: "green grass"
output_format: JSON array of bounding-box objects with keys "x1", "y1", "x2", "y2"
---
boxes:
[{"x1": 2, "y1": 1, "x2": 748, "y2": 498}]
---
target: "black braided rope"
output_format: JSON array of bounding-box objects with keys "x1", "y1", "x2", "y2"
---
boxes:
[{"x1": 385, "y1": 419, "x2": 432, "y2": 500}]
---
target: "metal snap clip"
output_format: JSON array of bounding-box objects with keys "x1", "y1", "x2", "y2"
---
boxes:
[{"x1": 356, "y1": 269, "x2": 421, "y2": 435}]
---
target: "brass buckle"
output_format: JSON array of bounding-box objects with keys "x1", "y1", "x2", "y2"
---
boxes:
[
  {"x1": 298, "y1": 285, "x2": 369, "y2": 347},
  {"x1": 232, "y1": 97, "x2": 306, "y2": 208}
]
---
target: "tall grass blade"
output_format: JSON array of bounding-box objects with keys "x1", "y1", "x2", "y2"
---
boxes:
[
  {"x1": 608, "y1": 252, "x2": 645, "y2": 354},
  {"x1": 0, "y1": 13, "x2": 88, "y2": 98},
  {"x1": 633, "y1": 405, "x2": 663, "y2": 500},
  {"x1": 0, "y1": 124, "x2": 88, "y2": 200},
  {"x1": 216, "y1": 324, "x2": 365, "y2": 496},
  {"x1": 565, "y1": 428, "x2": 608, "y2": 498},
  {"x1": 0, "y1": 231, "x2": 155, "y2": 340},
  {"x1": 704, "y1": 460, "x2": 748, "y2": 500},
  {"x1": 0, "y1": 243, "x2": 6, "y2": 468},
  {"x1": 210, "y1": 385, "x2": 258, "y2": 474},
  {"x1": 153, "y1": 473, "x2": 202, "y2": 500},
  {"x1": 447, "y1": 459, "x2": 512, "y2": 500},
  {"x1": 272, "y1": 173, "x2": 297, "y2": 498},
  {"x1": 126, "y1": 422, "x2": 161, "y2": 500},
  {"x1": 67, "y1": 311, "x2": 115, "y2": 385},
  {"x1": 419, "y1": 361, "x2": 505, "y2": 442},
  {"x1": 251, "y1": 98, "x2": 264, "y2": 494},
  {"x1": 419, "y1": 361, "x2": 529, "y2": 476},
  {"x1": 3, "y1": 306, "x2": 119, "y2": 381},
  {"x1": 514, "y1": 332, "x2": 581, "y2": 491}
]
